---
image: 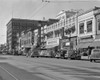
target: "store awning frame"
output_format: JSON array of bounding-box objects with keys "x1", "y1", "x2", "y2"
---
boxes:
[
  {"x1": 90, "y1": 41, "x2": 100, "y2": 47},
  {"x1": 76, "y1": 42, "x2": 92, "y2": 49},
  {"x1": 45, "y1": 45, "x2": 59, "y2": 49}
]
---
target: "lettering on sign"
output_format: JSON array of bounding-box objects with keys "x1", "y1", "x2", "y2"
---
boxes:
[
  {"x1": 47, "y1": 39, "x2": 59, "y2": 45},
  {"x1": 65, "y1": 42, "x2": 70, "y2": 46}
]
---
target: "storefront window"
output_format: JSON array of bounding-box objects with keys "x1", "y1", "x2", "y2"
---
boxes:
[
  {"x1": 87, "y1": 20, "x2": 92, "y2": 32},
  {"x1": 79, "y1": 23, "x2": 84, "y2": 34}
]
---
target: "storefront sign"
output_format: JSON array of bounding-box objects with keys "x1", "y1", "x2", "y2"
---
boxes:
[
  {"x1": 46, "y1": 38, "x2": 59, "y2": 46},
  {"x1": 65, "y1": 42, "x2": 70, "y2": 46},
  {"x1": 78, "y1": 35, "x2": 93, "y2": 43},
  {"x1": 60, "y1": 39, "x2": 70, "y2": 50}
]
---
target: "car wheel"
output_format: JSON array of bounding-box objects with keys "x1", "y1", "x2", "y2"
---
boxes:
[
  {"x1": 94, "y1": 60, "x2": 96, "y2": 62},
  {"x1": 90, "y1": 59, "x2": 92, "y2": 62}
]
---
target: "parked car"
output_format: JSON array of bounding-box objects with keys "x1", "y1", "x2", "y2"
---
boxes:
[
  {"x1": 90, "y1": 49, "x2": 100, "y2": 62},
  {"x1": 31, "y1": 50, "x2": 40, "y2": 58},
  {"x1": 0, "y1": 51, "x2": 2, "y2": 54},
  {"x1": 55, "y1": 53, "x2": 61, "y2": 59},
  {"x1": 64, "y1": 50, "x2": 81, "y2": 60}
]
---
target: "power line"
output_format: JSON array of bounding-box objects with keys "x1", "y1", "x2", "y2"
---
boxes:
[
  {"x1": 42, "y1": 0, "x2": 70, "y2": 3},
  {"x1": 29, "y1": 2, "x2": 49, "y2": 19},
  {"x1": 28, "y1": 2, "x2": 43, "y2": 18},
  {"x1": 42, "y1": 0, "x2": 98, "y2": 3}
]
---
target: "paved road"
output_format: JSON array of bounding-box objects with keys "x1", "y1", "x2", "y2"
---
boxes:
[{"x1": 0, "y1": 55, "x2": 100, "y2": 80}]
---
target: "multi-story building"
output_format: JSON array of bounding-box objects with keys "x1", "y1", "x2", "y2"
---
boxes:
[
  {"x1": 45, "y1": 10, "x2": 76, "y2": 55},
  {"x1": 77, "y1": 7, "x2": 99, "y2": 48},
  {"x1": 77, "y1": 7, "x2": 100, "y2": 57},
  {"x1": 6, "y1": 18, "x2": 47, "y2": 53},
  {"x1": 41, "y1": 19, "x2": 59, "y2": 49},
  {"x1": 63, "y1": 13, "x2": 78, "y2": 50},
  {"x1": 15, "y1": 18, "x2": 59, "y2": 55},
  {"x1": 0, "y1": 43, "x2": 7, "y2": 53},
  {"x1": 18, "y1": 29, "x2": 33, "y2": 55},
  {"x1": 41, "y1": 25, "x2": 47, "y2": 48},
  {"x1": 56, "y1": 10, "x2": 76, "y2": 20}
]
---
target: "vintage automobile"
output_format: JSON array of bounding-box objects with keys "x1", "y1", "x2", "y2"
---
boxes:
[
  {"x1": 90, "y1": 49, "x2": 100, "y2": 62},
  {"x1": 55, "y1": 52, "x2": 61, "y2": 59},
  {"x1": 30, "y1": 50, "x2": 40, "y2": 58},
  {"x1": 64, "y1": 50, "x2": 81, "y2": 60}
]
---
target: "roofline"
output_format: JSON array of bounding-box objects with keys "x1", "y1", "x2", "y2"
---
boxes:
[
  {"x1": 6, "y1": 18, "x2": 47, "y2": 26},
  {"x1": 56, "y1": 10, "x2": 76, "y2": 18},
  {"x1": 78, "y1": 6, "x2": 100, "y2": 16}
]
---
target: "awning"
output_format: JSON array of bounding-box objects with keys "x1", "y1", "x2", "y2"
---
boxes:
[
  {"x1": 40, "y1": 48, "x2": 47, "y2": 50},
  {"x1": 90, "y1": 41, "x2": 100, "y2": 47},
  {"x1": 45, "y1": 45, "x2": 58, "y2": 49},
  {"x1": 76, "y1": 42, "x2": 92, "y2": 49}
]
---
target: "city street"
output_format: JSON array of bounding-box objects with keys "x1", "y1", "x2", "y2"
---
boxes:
[{"x1": 0, "y1": 55, "x2": 100, "y2": 80}]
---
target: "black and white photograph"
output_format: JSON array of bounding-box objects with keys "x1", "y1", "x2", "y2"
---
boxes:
[{"x1": 0, "y1": 0, "x2": 100, "y2": 80}]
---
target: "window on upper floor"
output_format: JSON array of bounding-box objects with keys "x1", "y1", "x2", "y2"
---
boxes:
[
  {"x1": 69, "y1": 18, "x2": 71, "y2": 23},
  {"x1": 55, "y1": 29, "x2": 61, "y2": 37},
  {"x1": 72, "y1": 17, "x2": 75, "y2": 22},
  {"x1": 71, "y1": 25, "x2": 75, "y2": 33},
  {"x1": 58, "y1": 22, "x2": 60, "y2": 27},
  {"x1": 98, "y1": 19, "x2": 100, "y2": 30},
  {"x1": 87, "y1": 20, "x2": 92, "y2": 33},
  {"x1": 28, "y1": 32, "x2": 30, "y2": 37},
  {"x1": 62, "y1": 16, "x2": 65, "y2": 19},
  {"x1": 29, "y1": 39, "x2": 31, "y2": 44},
  {"x1": 63, "y1": 20, "x2": 65, "y2": 26},
  {"x1": 79, "y1": 23, "x2": 84, "y2": 34},
  {"x1": 60, "y1": 21, "x2": 62, "y2": 27},
  {"x1": 66, "y1": 20, "x2": 68, "y2": 24},
  {"x1": 46, "y1": 31, "x2": 53, "y2": 39}
]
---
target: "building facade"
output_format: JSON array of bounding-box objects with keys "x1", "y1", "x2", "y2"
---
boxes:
[
  {"x1": 6, "y1": 18, "x2": 47, "y2": 53},
  {"x1": 91, "y1": 7, "x2": 100, "y2": 48},
  {"x1": 14, "y1": 18, "x2": 59, "y2": 55},
  {"x1": 76, "y1": 7, "x2": 100, "y2": 57},
  {"x1": 77, "y1": 7, "x2": 100, "y2": 49},
  {"x1": 44, "y1": 10, "x2": 76, "y2": 55},
  {"x1": 64, "y1": 13, "x2": 78, "y2": 50},
  {"x1": 40, "y1": 19, "x2": 59, "y2": 49}
]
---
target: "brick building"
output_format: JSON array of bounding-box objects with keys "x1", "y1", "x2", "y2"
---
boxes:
[{"x1": 6, "y1": 18, "x2": 47, "y2": 53}]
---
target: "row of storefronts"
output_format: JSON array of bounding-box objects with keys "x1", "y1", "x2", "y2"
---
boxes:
[
  {"x1": 9, "y1": 7, "x2": 100, "y2": 58},
  {"x1": 43, "y1": 7, "x2": 100, "y2": 57}
]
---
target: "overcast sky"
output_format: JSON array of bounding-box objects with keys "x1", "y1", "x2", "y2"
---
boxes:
[{"x1": 0, "y1": 0, "x2": 100, "y2": 44}]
